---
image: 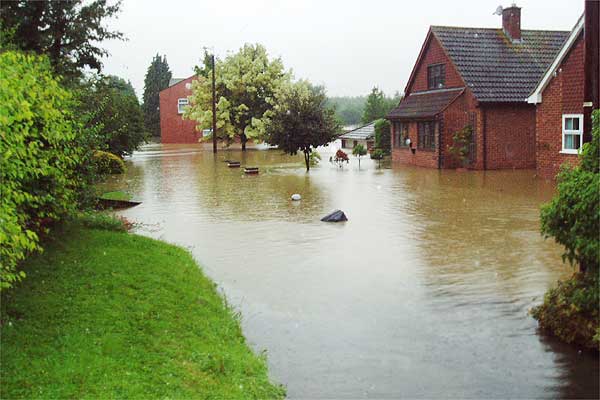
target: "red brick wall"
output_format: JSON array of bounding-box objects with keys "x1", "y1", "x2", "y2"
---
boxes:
[
  {"x1": 536, "y1": 34, "x2": 584, "y2": 179},
  {"x1": 391, "y1": 121, "x2": 439, "y2": 168},
  {"x1": 484, "y1": 104, "x2": 536, "y2": 169},
  {"x1": 159, "y1": 76, "x2": 202, "y2": 144},
  {"x1": 406, "y1": 34, "x2": 465, "y2": 94},
  {"x1": 440, "y1": 90, "x2": 477, "y2": 168}
]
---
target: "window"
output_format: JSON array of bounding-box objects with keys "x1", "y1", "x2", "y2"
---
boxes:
[
  {"x1": 562, "y1": 114, "x2": 583, "y2": 154},
  {"x1": 417, "y1": 121, "x2": 436, "y2": 150},
  {"x1": 177, "y1": 98, "x2": 188, "y2": 114},
  {"x1": 393, "y1": 122, "x2": 409, "y2": 148},
  {"x1": 427, "y1": 64, "x2": 446, "y2": 90}
]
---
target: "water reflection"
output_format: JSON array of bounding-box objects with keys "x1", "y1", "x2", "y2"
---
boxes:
[{"x1": 107, "y1": 144, "x2": 598, "y2": 399}]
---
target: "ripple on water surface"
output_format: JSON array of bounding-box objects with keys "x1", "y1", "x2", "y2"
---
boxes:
[{"x1": 105, "y1": 144, "x2": 599, "y2": 399}]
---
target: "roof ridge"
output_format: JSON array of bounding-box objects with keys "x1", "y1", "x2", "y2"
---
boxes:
[{"x1": 431, "y1": 25, "x2": 569, "y2": 34}]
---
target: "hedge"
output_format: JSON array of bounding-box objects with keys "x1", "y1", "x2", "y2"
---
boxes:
[
  {"x1": 0, "y1": 51, "x2": 83, "y2": 289},
  {"x1": 93, "y1": 150, "x2": 126, "y2": 174}
]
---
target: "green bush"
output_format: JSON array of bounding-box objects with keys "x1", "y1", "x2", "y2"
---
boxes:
[
  {"x1": 531, "y1": 273, "x2": 599, "y2": 350},
  {"x1": 370, "y1": 148, "x2": 385, "y2": 160},
  {"x1": 448, "y1": 125, "x2": 473, "y2": 167},
  {"x1": 540, "y1": 109, "x2": 600, "y2": 274},
  {"x1": 534, "y1": 109, "x2": 600, "y2": 350},
  {"x1": 374, "y1": 119, "x2": 391, "y2": 155},
  {"x1": 0, "y1": 51, "x2": 83, "y2": 289},
  {"x1": 92, "y1": 150, "x2": 125, "y2": 174}
]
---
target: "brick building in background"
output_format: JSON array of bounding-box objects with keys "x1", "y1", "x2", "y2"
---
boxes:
[
  {"x1": 159, "y1": 76, "x2": 202, "y2": 144},
  {"x1": 386, "y1": 3, "x2": 592, "y2": 174}
]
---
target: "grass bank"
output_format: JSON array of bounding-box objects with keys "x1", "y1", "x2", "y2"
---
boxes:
[{"x1": 0, "y1": 219, "x2": 285, "y2": 399}]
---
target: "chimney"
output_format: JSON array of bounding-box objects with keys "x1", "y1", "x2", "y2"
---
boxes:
[{"x1": 502, "y1": 4, "x2": 522, "y2": 42}]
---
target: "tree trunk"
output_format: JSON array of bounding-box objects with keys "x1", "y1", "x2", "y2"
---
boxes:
[
  {"x1": 241, "y1": 133, "x2": 247, "y2": 151},
  {"x1": 304, "y1": 150, "x2": 310, "y2": 172}
]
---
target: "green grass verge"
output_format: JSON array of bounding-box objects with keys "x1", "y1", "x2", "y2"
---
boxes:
[
  {"x1": 99, "y1": 190, "x2": 132, "y2": 201},
  {"x1": 1, "y1": 222, "x2": 285, "y2": 399}
]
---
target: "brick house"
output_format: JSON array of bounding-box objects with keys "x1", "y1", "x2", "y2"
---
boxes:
[
  {"x1": 527, "y1": 0, "x2": 599, "y2": 179},
  {"x1": 387, "y1": 5, "x2": 569, "y2": 170},
  {"x1": 159, "y1": 76, "x2": 202, "y2": 143}
]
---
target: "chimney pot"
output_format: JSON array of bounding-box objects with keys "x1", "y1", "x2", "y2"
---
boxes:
[{"x1": 502, "y1": 4, "x2": 522, "y2": 42}]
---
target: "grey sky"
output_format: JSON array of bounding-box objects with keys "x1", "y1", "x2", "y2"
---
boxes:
[{"x1": 102, "y1": 0, "x2": 583, "y2": 98}]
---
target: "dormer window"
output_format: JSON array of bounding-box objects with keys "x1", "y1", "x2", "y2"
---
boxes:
[{"x1": 428, "y1": 64, "x2": 446, "y2": 89}]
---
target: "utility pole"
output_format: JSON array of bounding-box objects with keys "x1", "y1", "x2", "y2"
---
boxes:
[{"x1": 211, "y1": 53, "x2": 217, "y2": 154}]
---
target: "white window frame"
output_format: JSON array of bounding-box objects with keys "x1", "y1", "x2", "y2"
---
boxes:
[
  {"x1": 561, "y1": 114, "x2": 583, "y2": 154},
  {"x1": 177, "y1": 98, "x2": 188, "y2": 114}
]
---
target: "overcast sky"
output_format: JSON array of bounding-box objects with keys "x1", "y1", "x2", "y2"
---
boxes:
[{"x1": 101, "y1": 0, "x2": 583, "y2": 98}]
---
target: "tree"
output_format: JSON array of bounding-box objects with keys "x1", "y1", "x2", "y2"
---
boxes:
[
  {"x1": 540, "y1": 109, "x2": 600, "y2": 275},
  {"x1": 142, "y1": 54, "x2": 172, "y2": 138},
  {"x1": 326, "y1": 96, "x2": 366, "y2": 126},
  {"x1": 352, "y1": 143, "x2": 367, "y2": 168},
  {"x1": 374, "y1": 118, "x2": 391, "y2": 155},
  {"x1": 78, "y1": 75, "x2": 147, "y2": 157},
  {"x1": 265, "y1": 81, "x2": 340, "y2": 171},
  {"x1": 186, "y1": 44, "x2": 291, "y2": 151},
  {"x1": 361, "y1": 87, "x2": 401, "y2": 124},
  {"x1": 0, "y1": 0, "x2": 124, "y2": 79}
]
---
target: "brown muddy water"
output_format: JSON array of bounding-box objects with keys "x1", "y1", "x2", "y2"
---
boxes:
[{"x1": 106, "y1": 143, "x2": 598, "y2": 399}]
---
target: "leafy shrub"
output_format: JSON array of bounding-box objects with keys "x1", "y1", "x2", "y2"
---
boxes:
[
  {"x1": 93, "y1": 150, "x2": 125, "y2": 174},
  {"x1": 448, "y1": 125, "x2": 473, "y2": 167},
  {"x1": 0, "y1": 51, "x2": 83, "y2": 289},
  {"x1": 374, "y1": 119, "x2": 391, "y2": 155},
  {"x1": 370, "y1": 148, "x2": 385, "y2": 160},
  {"x1": 540, "y1": 109, "x2": 600, "y2": 274},
  {"x1": 331, "y1": 149, "x2": 349, "y2": 168},
  {"x1": 309, "y1": 151, "x2": 321, "y2": 166},
  {"x1": 533, "y1": 109, "x2": 600, "y2": 349},
  {"x1": 78, "y1": 75, "x2": 147, "y2": 157},
  {"x1": 531, "y1": 273, "x2": 599, "y2": 351}
]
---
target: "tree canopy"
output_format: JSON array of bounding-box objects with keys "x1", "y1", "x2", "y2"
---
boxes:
[
  {"x1": 326, "y1": 96, "x2": 366, "y2": 126},
  {"x1": 265, "y1": 81, "x2": 340, "y2": 171},
  {"x1": 78, "y1": 75, "x2": 147, "y2": 157},
  {"x1": 186, "y1": 44, "x2": 291, "y2": 150},
  {"x1": 361, "y1": 87, "x2": 401, "y2": 124},
  {"x1": 142, "y1": 54, "x2": 172, "y2": 138},
  {"x1": 0, "y1": 0, "x2": 124, "y2": 78}
]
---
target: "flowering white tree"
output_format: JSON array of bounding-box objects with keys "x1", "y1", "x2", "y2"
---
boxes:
[{"x1": 185, "y1": 44, "x2": 291, "y2": 150}]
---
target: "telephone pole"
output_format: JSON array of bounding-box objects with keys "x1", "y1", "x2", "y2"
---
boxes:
[{"x1": 211, "y1": 53, "x2": 217, "y2": 154}]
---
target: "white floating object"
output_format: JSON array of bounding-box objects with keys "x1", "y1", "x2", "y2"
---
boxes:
[{"x1": 291, "y1": 194, "x2": 302, "y2": 201}]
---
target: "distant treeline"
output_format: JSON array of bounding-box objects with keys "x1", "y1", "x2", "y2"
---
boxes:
[
  {"x1": 327, "y1": 88, "x2": 402, "y2": 126},
  {"x1": 326, "y1": 96, "x2": 367, "y2": 126}
]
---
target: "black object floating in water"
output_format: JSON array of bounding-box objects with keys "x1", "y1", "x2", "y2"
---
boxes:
[{"x1": 321, "y1": 209, "x2": 348, "y2": 222}]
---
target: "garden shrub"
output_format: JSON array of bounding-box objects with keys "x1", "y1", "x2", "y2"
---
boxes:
[
  {"x1": 540, "y1": 109, "x2": 600, "y2": 274},
  {"x1": 531, "y1": 273, "x2": 599, "y2": 351},
  {"x1": 448, "y1": 125, "x2": 473, "y2": 167},
  {"x1": 370, "y1": 148, "x2": 385, "y2": 160},
  {"x1": 93, "y1": 150, "x2": 126, "y2": 174},
  {"x1": 533, "y1": 109, "x2": 600, "y2": 350},
  {"x1": 374, "y1": 118, "x2": 391, "y2": 155},
  {"x1": 0, "y1": 51, "x2": 82, "y2": 289}
]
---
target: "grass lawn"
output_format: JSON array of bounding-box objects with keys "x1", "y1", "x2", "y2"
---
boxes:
[
  {"x1": 99, "y1": 190, "x2": 132, "y2": 201},
  {"x1": 0, "y1": 222, "x2": 285, "y2": 399}
]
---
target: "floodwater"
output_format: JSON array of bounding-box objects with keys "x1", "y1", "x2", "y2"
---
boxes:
[{"x1": 107, "y1": 143, "x2": 598, "y2": 399}]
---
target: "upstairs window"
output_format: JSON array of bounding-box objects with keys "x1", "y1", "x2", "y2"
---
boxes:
[
  {"x1": 177, "y1": 98, "x2": 189, "y2": 114},
  {"x1": 562, "y1": 114, "x2": 583, "y2": 154},
  {"x1": 417, "y1": 121, "x2": 436, "y2": 150},
  {"x1": 427, "y1": 64, "x2": 446, "y2": 90}
]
